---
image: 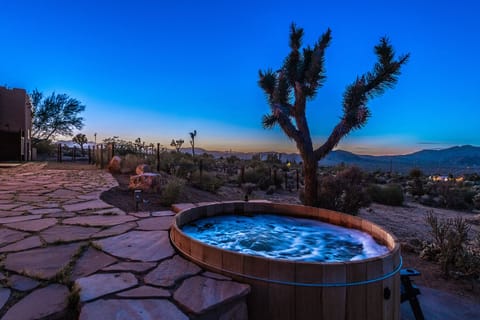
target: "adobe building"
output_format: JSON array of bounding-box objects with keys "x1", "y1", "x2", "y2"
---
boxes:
[{"x1": 0, "y1": 86, "x2": 33, "y2": 161}]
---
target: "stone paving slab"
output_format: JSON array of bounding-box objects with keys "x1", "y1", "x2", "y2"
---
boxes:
[
  {"x1": 144, "y1": 255, "x2": 202, "y2": 287},
  {"x1": 102, "y1": 261, "x2": 156, "y2": 273},
  {"x1": 92, "y1": 221, "x2": 137, "y2": 238},
  {"x1": 94, "y1": 230, "x2": 175, "y2": 262},
  {"x1": 173, "y1": 276, "x2": 251, "y2": 315},
  {"x1": 80, "y1": 299, "x2": 188, "y2": 320},
  {"x1": 63, "y1": 199, "x2": 114, "y2": 212},
  {"x1": 8, "y1": 274, "x2": 40, "y2": 291},
  {"x1": 76, "y1": 273, "x2": 138, "y2": 302},
  {"x1": 4, "y1": 217, "x2": 57, "y2": 232},
  {"x1": 4, "y1": 242, "x2": 83, "y2": 279},
  {"x1": 71, "y1": 247, "x2": 118, "y2": 280},
  {"x1": 116, "y1": 285, "x2": 171, "y2": 298},
  {"x1": 41, "y1": 224, "x2": 101, "y2": 243},
  {"x1": 0, "y1": 228, "x2": 29, "y2": 246},
  {"x1": 136, "y1": 216, "x2": 174, "y2": 231},
  {"x1": 1, "y1": 284, "x2": 69, "y2": 320},
  {"x1": 63, "y1": 215, "x2": 137, "y2": 226},
  {"x1": 0, "y1": 288, "x2": 10, "y2": 310},
  {"x1": 0, "y1": 235, "x2": 42, "y2": 253}
]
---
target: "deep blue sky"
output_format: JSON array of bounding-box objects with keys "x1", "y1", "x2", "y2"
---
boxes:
[{"x1": 1, "y1": 0, "x2": 479, "y2": 154}]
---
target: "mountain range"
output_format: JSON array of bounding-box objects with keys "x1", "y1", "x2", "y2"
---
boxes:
[
  {"x1": 189, "y1": 145, "x2": 480, "y2": 175},
  {"x1": 57, "y1": 140, "x2": 480, "y2": 175}
]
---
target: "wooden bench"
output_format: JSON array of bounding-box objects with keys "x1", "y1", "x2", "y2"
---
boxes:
[{"x1": 400, "y1": 268, "x2": 425, "y2": 320}]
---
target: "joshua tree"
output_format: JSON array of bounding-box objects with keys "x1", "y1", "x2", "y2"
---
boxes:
[
  {"x1": 259, "y1": 23, "x2": 409, "y2": 206},
  {"x1": 189, "y1": 130, "x2": 197, "y2": 157},
  {"x1": 170, "y1": 139, "x2": 184, "y2": 152},
  {"x1": 72, "y1": 133, "x2": 88, "y2": 155}
]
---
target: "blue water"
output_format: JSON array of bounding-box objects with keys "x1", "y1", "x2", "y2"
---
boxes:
[{"x1": 182, "y1": 214, "x2": 389, "y2": 262}]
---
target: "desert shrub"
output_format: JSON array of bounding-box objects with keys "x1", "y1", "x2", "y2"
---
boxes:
[
  {"x1": 241, "y1": 165, "x2": 282, "y2": 190},
  {"x1": 160, "y1": 178, "x2": 185, "y2": 206},
  {"x1": 316, "y1": 166, "x2": 370, "y2": 215},
  {"x1": 367, "y1": 184, "x2": 404, "y2": 206},
  {"x1": 190, "y1": 171, "x2": 223, "y2": 192},
  {"x1": 473, "y1": 193, "x2": 480, "y2": 210},
  {"x1": 421, "y1": 211, "x2": 479, "y2": 278}
]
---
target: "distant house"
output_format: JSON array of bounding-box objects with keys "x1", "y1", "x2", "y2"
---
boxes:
[{"x1": 0, "y1": 86, "x2": 33, "y2": 161}]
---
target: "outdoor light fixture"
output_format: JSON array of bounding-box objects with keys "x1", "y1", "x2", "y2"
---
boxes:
[{"x1": 134, "y1": 189, "x2": 142, "y2": 211}]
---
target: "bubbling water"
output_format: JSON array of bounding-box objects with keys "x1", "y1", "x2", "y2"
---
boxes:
[{"x1": 182, "y1": 214, "x2": 389, "y2": 262}]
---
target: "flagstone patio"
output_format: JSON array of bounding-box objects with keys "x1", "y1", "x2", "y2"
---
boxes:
[{"x1": 0, "y1": 163, "x2": 249, "y2": 319}]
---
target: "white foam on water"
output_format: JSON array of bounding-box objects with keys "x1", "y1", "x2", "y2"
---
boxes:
[{"x1": 182, "y1": 214, "x2": 389, "y2": 262}]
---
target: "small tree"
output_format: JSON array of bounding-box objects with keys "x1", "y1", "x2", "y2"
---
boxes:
[
  {"x1": 30, "y1": 89, "x2": 86, "y2": 143},
  {"x1": 72, "y1": 133, "x2": 88, "y2": 155},
  {"x1": 189, "y1": 130, "x2": 197, "y2": 157},
  {"x1": 170, "y1": 139, "x2": 184, "y2": 152},
  {"x1": 258, "y1": 23, "x2": 409, "y2": 206}
]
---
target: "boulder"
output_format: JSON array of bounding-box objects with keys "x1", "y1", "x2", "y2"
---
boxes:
[
  {"x1": 129, "y1": 173, "x2": 163, "y2": 193},
  {"x1": 135, "y1": 164, "x2": 152, "y2": 175},
  {"x1": 107, "y1": 156, "x2": 122, "y2": 173}
]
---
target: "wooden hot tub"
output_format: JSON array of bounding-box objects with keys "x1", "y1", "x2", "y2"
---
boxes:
[{"x1": 170, "y1": 201, "x2": 401, "y2": 320}]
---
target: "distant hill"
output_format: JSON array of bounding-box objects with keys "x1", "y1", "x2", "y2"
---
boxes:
[{"x1": 186, "y1": 145, "x2": 480, "y2": 175}]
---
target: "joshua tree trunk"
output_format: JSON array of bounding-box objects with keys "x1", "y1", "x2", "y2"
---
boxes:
[
  {"x1": 258, "y1": 23, "x2": 408, "y2": 207},
  {"x1": 302, "y1": 156, "x2": 318, "y2": 206}
]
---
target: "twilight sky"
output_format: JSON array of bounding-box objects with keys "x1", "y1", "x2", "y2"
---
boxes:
[{"x1": 1, "y1": 0, "x2": 479, "y2": 155}]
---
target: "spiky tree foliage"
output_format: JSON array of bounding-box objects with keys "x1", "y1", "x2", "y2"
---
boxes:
[
  {"x1": 189, "y1": 130, "x2": 197, "y2": 157},
  {"x1": 72, "y1": 133, "x2": 88, "y2": 155},
  {"x1": 31, "y1": 89, "x2": 85, "y2": 142},
  {"x1": 259, "y1": 23, "x2": 409, "y2": 206},
  {"x1": 170, "y1": 139, "x2": 184, "y2": 152}
]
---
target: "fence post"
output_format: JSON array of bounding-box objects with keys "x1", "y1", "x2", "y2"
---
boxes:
[
  {"x1": 88, "y1": 146, "x2": 91, "y2": 164},
  {"x1": 73, "y1": 146, "x2": 76, "y2": 162},
  {"x1": 284, "y1": 170, "x2": 288, "y2": 190},
  {"x1": 157, "y1": 143, "x2": 160, "y2": 172},
  {"x1": 100, "y1": 144, "x2": 104, "y2": 169},
  {"x1": 59, "y1": 144, "x2": 63, "y2": 162}
]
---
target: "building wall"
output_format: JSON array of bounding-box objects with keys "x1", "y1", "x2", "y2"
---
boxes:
[{"x1": 0, "y1": 87, "x2": 32, "y2": 161}]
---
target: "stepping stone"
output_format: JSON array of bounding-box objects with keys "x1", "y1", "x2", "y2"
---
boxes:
[
  {"x1": 0, "y1": 288, "x2": 10, "y2": 310},
  {"x1": 145, "y1": 255, "x2": 201, "y2": 287},
  {"x1": 116, "y1": 285, "x2": 171, "y2": 298},
  {"x1": 79, "y1": 299, "x2": 188, "y2": 320},
  {"x1": 203, "y1": 271, "x2": 232, "y2": 281},
  {"x1": 151, "y1": 210, "x2": 176, "y2": 217},
  {"x1": 0, "y1": 204, "x2": 18, "y2": 211},
  {"x1": 94, "y1": 231, "x2": 174, "y2": 262},
  {"x1": 4, "y1": 218, "x2": 57, "y2": 232},
  {"x1": 28, "y1": 208, "x2": 63, "y2": 215},
  {"x1": 63, "y1": 215, "x2": 137, "y2": 227},
  {"x1": 0, "y1": 228, "x2": 29, "y2": 246},
  {"x1": 173, "y1": 276, "x2": 250, "y2": 315},
  {"x1": 41, "y1": 225, "x2": 101, "y2": 243},
  {"x1": 0, "y1": 215, "x2": 41, "y2": 224},
  {"x1": 136, "y1": 216, "x2": 174, "y2": 231},
  {"x1": 1, "y1": 284, "x2": 69, "y2": 320},
  {"x1": 102, "y1": 261, "x2": 156, "y2": 273},
  {"x1": 71, "y1": 247, "x2": 117, "y2": 280},
  {"x1": 63, "y1": 200, "x2": 113, "y2": 212},
  {"x1": 92, "y1": 222, "x2": 137, "y2": 238},
  {"x1": 75, "y1": 273, "x2": 138, "y2": 302},
  {"x1": 9, "y1": 274, "x2": 40, "y2": 291},
  {"x1": 47, "y1": 189, "x2": 80, "y2": 198},
  {"x1": 45, "y1": 211, "x2": 76, "y2": 218},
  {"x1": 4, "y1": 242, "x2": 82, "y2": 279},
  {"x1": 129, "y1": 211, "x2": 151, "y2": 218},
  {"x1": 0, "y1": 236, "x2": 42, "y2": 253}
]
